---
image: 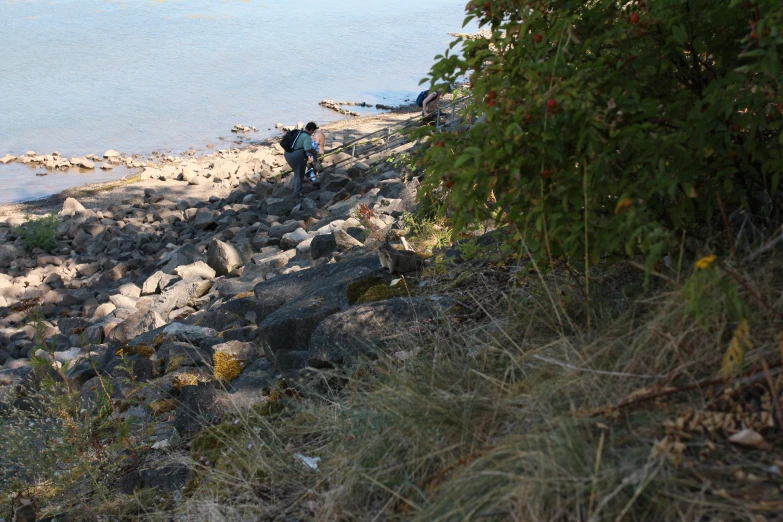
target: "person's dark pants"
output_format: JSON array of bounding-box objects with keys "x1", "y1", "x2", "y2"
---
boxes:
[{"x1": 284, "y1": 149, "x2": 307, "y2": 195}]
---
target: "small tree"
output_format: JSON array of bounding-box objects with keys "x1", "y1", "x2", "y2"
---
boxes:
[{"x1": 416, "y1": 0, "x2": 783, "y2": 268}]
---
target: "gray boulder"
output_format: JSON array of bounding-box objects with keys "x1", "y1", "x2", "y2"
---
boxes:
[
  {"x1": 254, "y1": 255, "x2": 386, "y2": 371},
  {"x1": 334, "y1": 228, "x2": 364, "y2": 250},
  {"x1": 264, "y1": 197, "x2": 297, "y2": 216},
  {"x1": 207, "y1": 239, "x2": 243, "y2": 276},
  {"x1": 106, "y1": 308, "x2": 167, "y2": 345},
  {"x1": 310, "y1": 233, "x2": 337, "y2": 260},
  {"x1": 0, "y1": 243, "x2": 26, "y2": 268},
  {"x1": 158, "y1": 341, "x2": 212, "y2": 373},
  {"x1": 280, "y1": 228, "x2": 310, "y2": 250},
  {"x1": 269, "y1": 221, "x2": 303, "y2": 238},
  {"x1": 151, "y1": 278, "x2": 213, "y2": 317},
  {"x1": 308, "y1": 296, "x2": 453, "y2": 368},
  {"x1": 175, "y1": 261, "x2": 216, "y2": 280}
]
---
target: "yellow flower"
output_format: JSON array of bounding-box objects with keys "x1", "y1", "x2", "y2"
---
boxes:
[
  {"x1": 695, "y1": 255, "x2": 717, "y2": 270},
  {"x1": 614, "y1": 197, "x2": 634, "y2": 214}
]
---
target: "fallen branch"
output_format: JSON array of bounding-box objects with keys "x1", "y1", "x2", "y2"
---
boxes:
[{"x1": 588, "y1": 362, "x2": 783, "y2": 416}]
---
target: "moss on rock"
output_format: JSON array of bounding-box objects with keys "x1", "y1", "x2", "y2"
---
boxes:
[
  {"x1": 116, "y1": 345, "x2": 156, "y2": 358},
  {"x1": 149, "y1": 398, "x2": 178, "y2": 414},
  {"x1": 358, "y1": 284, "x2": 410, "y2": 303},
  {"x1": 347, "y1": 277, "x2": 384, "y2": 305}
]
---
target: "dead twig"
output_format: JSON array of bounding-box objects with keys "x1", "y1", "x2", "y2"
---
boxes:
[
  {"x1": 745, "y1": 224, "x2": 783, "y2": 263},
  {"x1": 589, "y1": 362, "x2": 783, "y2": 416},
  {"x1": 719, "y1": 264, "x2": 783, "y2": 321},
  {"x1": 717, "y1": 194, "x2": 737, "y2": 257}
]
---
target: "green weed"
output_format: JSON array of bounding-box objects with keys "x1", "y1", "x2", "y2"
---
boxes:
[{"x1": 16, "y1": 213, "x2": 59, "y2": 253}]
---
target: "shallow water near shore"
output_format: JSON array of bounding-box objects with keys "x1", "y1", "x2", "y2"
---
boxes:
[{"x1": 0, "y1": 0, "x2": 471, "y2": 204}]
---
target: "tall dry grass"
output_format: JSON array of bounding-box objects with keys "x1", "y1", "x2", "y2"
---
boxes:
[{"x1": 162, "y1": 244, "x2": 783, "y2": 521}]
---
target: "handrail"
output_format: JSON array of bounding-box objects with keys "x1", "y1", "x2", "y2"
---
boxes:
[{"x1": 271, "y1": 94, "x2": 472, "y2": 179}]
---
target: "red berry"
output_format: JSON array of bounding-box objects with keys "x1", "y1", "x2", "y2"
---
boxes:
[
  {"x1": 542, "y1": 169, "x2": 552, "y2": 178},
  {"x1": 751, "y1": 28, "x2": 758, "y2": 40},
  {"x1": 484, "y1": 1, "x2": 491, "y2": 8},
  {"x1": 731, "y1": 123, "x2": 741, "y2": 132},
  {"x1": 435, "y1": 140, "x2": 444, "y2": 148},
  {"x1": 524, "y1": 113, "x2": 532, "y2": 122},
  {"x1": 533, "y1": 34, "x2": 543, "y2": 43},
  {"x1": 547, "y1": 99, "x2": 557, "y2": 110},
  {"x1": 488, "y1": 99, "x2": 496, "y2": 107},
  {"x1": 630, "y1": 12, "x2": 640, "y2": 24},
  {"x1": 776, "y1": 103, "x2": 783, "y2": 112},
  {"x1": 487, "y1": 90, "x2": 497, "y2": 99}
]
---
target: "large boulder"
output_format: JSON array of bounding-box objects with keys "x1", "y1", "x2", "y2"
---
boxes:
[
  {"x1": 175, "y1": 261, "x2": 216, "y2": 280},
  {"x1": 106, "y1": 308, "x2": 167, "y2": 345},
  {"x1": 263, "y1": 197, "x2": 297, "y2": 217},
  {"x1": 207, "y1": 239, "x2": 243, "y2": 276},
  {"x1": 334, "y1": 228, "x2": 364, "y2": 250},
  {"x1": 158, "y1": 341, "x2": 212, "y2": 373},
  {"x1": 308, "y1": 296, "x2": 454, "y2": 368},
  {"x1": 0, "y1": 243, "x2": 26, "y2": 268},
  {"x1": 269, "y1": 221, "x2": 303, "y2": 238},
  {"x1": 254, "y1": 255, "x2": 387, "y2": 371},
  {"x1": 173, "y1": 382, "x2": 226, "y2": 433},
  {"x1": 310, "y1": 233, "x2": 337, "y2": 260},
  {"x1": 280, "y1": 228, "x2": 310, "y2": 250},
  {"x1": 151, "y1": 278, "x2": 213, "y2": 317}
]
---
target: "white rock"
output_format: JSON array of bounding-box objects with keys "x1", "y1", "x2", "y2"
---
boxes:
[
  {"x1": 93, "y1": 302, "x2": 117, "y2": 318},
  {"x1": 110, "y1": 294, "x2": 138, "y2": 310},
  {"x1": 103, "y1": 149, "x2": 120, "y2": 158},
  {"x1": 71, "y1": 157, "x2": 95, "y2": 169},
  {"x1": 0, "y1": 154, "x2": 16, "y2": 164},
  {"x1": 59, "y1": 197, "x2": 86, "y2": 216},
  {"x1": 100, "y1": 162, "x2": 113, "y2": 170}
]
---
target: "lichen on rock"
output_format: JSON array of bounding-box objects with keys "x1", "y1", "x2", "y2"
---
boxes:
[
  {"x1": 116, "y1": 345, "x2": 156, "y2": 358},
  {"x1": 213, "y1": 351, "x2": 244, "y2": 382},
  {"x1": 357, "y1": 284, "x2": 409, "y2": 303},
  {"x1": 347, "y1": 277, "x2": 384, "y2": 305}
]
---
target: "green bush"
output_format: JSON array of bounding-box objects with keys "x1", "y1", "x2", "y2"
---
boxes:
[
  {"x1": 16, "y1": 213, "x2": 59, "y2": 252},
  {"x1": 416, "y1": 0, "x2": 783, "y2": 268}
]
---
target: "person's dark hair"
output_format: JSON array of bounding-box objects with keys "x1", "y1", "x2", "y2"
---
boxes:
[{"x1": 305, "y1": 122, "x2": 319, "y2": 132}]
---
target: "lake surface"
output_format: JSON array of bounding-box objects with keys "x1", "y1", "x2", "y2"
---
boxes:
[{"x1": 0, "y1": 0, "x2": 471, "y2": 204}]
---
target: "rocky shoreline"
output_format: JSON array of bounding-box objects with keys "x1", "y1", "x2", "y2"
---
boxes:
[
  {"x1": 0, "y1": 106, "x2": 449, "y2": 493},
  {"x1": 0, "y1": 109, "x2": 421, "y2": 220}
]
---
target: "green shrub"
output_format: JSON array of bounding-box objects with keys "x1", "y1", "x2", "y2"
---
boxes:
[
  {"x1": 16, "y1": 213, "x2": 60, "y2": 252},
  {"x1": 416, "y1": 0, "x2": 783, "y2": 269}
]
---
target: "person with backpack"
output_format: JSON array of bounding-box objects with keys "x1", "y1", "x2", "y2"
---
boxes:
[
  {"x1": 282, "y1": 122, "x2": 320, "y2": 197},
  {"x1": 416, "y1": 87, "x2": 449, "y2": 118}
]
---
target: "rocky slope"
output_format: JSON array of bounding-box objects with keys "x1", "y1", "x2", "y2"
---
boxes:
[{"x1": 0, "y1": 130, "x2": 448, "y2": 497}]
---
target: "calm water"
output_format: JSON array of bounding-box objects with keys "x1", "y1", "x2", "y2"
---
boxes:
[{"x1": 0, "y1": 0, "x2": 471, "y2": 203}]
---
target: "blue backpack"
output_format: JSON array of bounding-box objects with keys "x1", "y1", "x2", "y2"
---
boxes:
[{"x1": 415, "y1": 90, "x2": 429, "y2": 107}]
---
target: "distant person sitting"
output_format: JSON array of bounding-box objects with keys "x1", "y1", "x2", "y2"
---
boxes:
[
  {"x1": 311, "y1": 127, "x2": 326, "y2": 155},
  {"x1": 283, "y1": 122, "x2": 320, "y2": 197},
  {"x1": 416, "y1": 89, "x2": 441, "y2": 118}
]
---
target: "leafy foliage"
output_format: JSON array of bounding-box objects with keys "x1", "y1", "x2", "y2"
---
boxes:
[
  {"x1": 416, "y1": 0, "x2": 783, "y2": 268},
  {"x1": 16, "y1": 213, "x2": 59, "y2": 253}
]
